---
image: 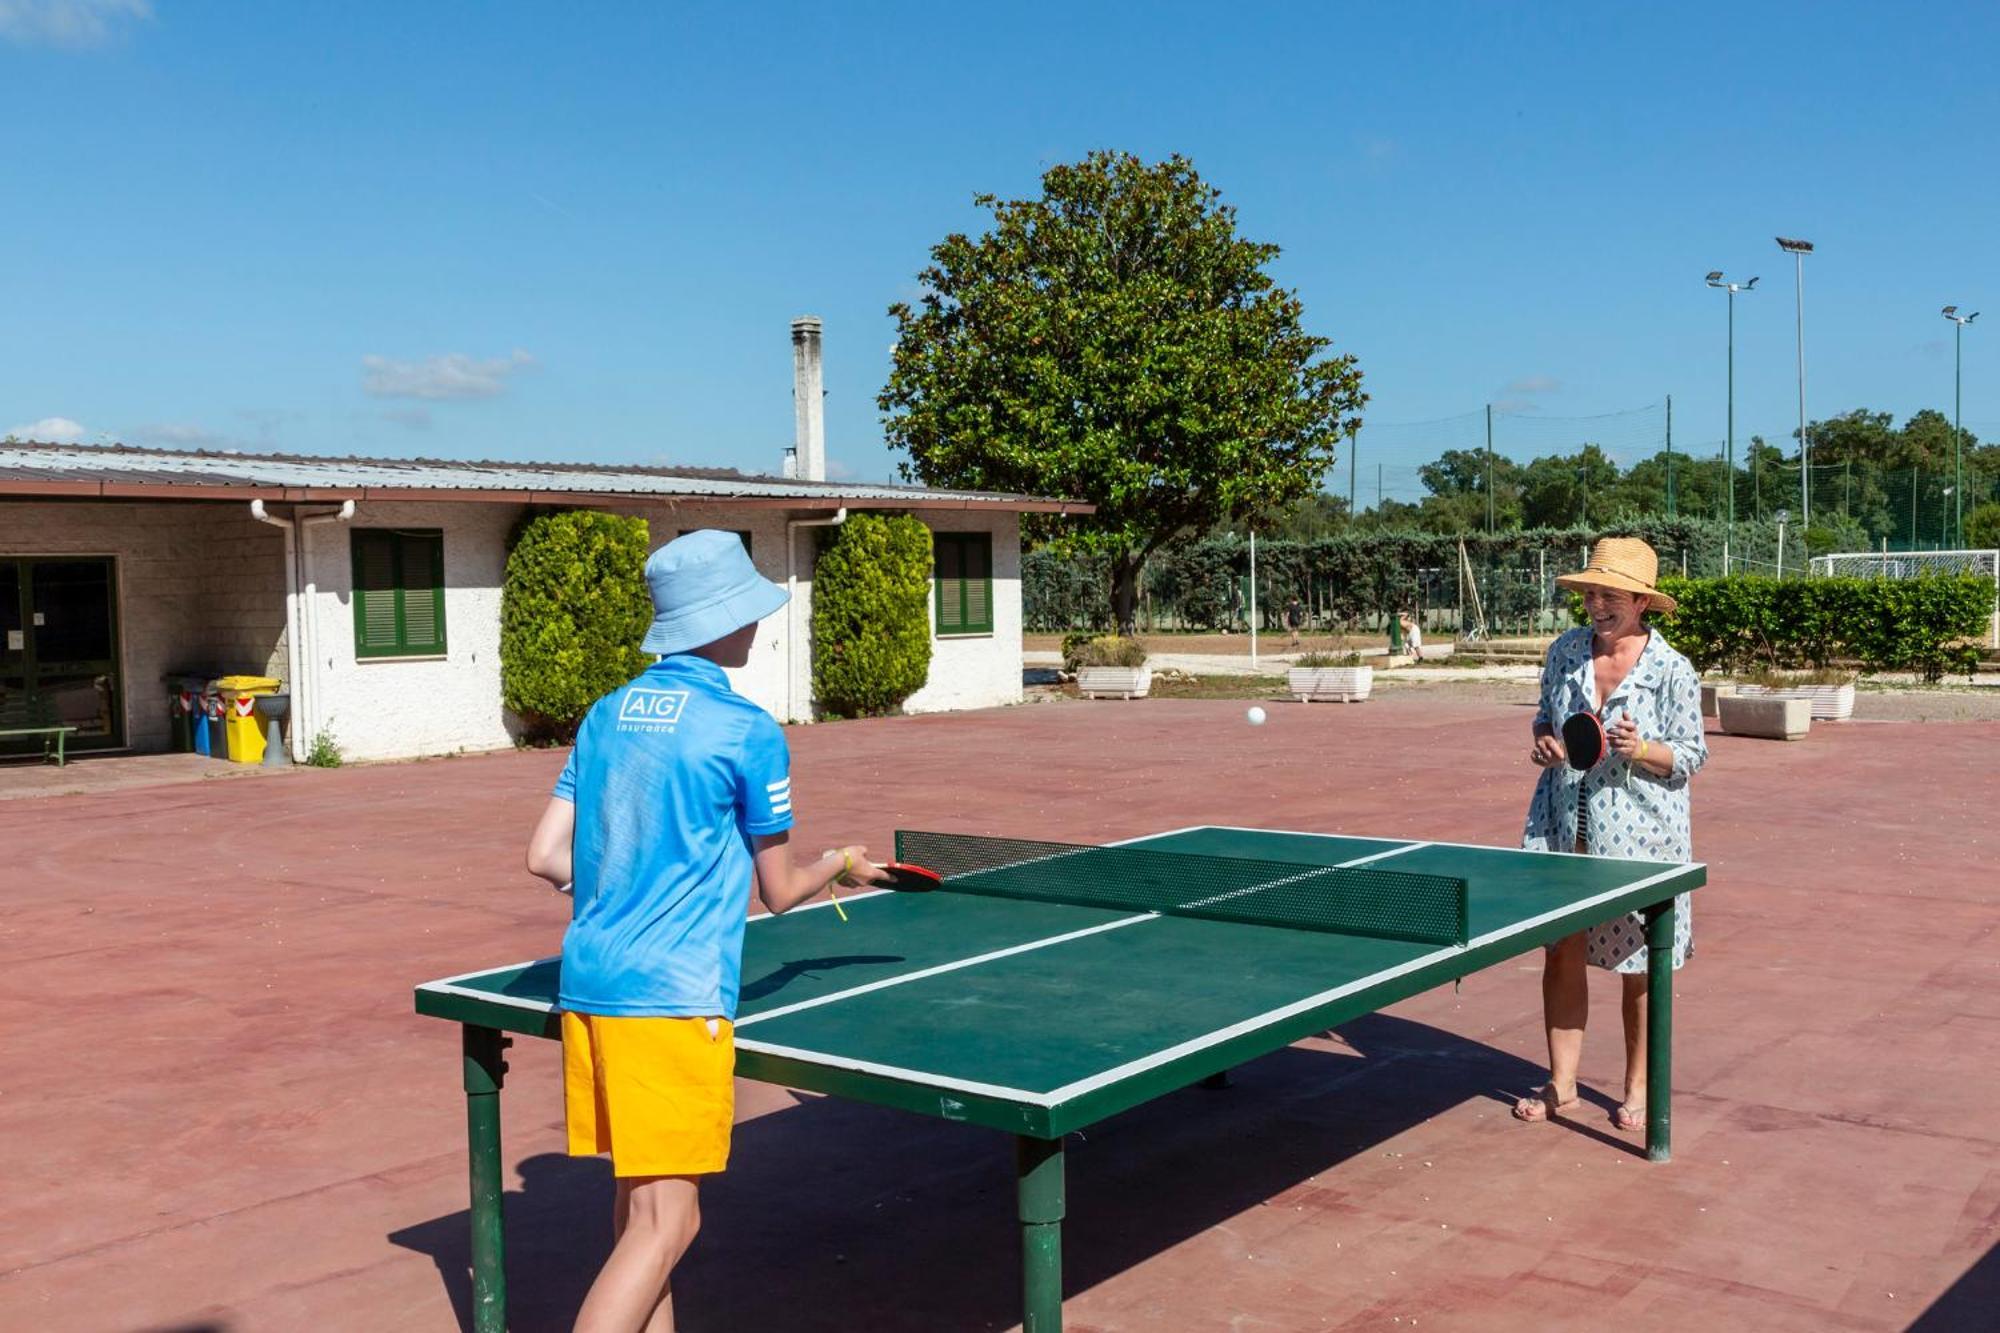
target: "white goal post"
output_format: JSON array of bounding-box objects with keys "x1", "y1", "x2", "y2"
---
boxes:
[{"x1": 1808, "y1": 549, "x2": 2000, "y2": 648}]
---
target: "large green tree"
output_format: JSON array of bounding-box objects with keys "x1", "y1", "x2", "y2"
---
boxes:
[{"x1": 879, "y1": 151, "x2": 1367, "y2": 629}]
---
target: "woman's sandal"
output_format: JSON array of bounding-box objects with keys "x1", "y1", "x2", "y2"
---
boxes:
[
  {"x1": 1512, "y1": 1085, "x2": 1581, "y2": 1123},
  {"x1": 1611, "y1": 1103, "x2": 1646, "y2": 1132}
]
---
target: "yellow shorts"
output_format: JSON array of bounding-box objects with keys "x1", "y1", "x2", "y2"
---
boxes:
[{"x1": 561, "y1": 1012, "x2": 735, "y2": 1178}]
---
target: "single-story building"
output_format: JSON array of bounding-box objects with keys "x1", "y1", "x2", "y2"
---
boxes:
[{"x1": 0, "y1": 441, "x2": 1087, "y2": 763}]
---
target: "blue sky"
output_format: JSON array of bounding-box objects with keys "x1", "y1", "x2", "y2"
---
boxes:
[{"x1": 4, "y1": 2, "x2": 1997, "y2": 487}]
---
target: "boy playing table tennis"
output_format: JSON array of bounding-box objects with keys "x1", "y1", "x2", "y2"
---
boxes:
[{"x1": 523, "y1": 529, "x2": 886, "y2": 1333}]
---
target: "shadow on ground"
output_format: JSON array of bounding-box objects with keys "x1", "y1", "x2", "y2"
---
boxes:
[{"x1": 390, "y1": 1011, "x2": 1639, "y2": 1332}]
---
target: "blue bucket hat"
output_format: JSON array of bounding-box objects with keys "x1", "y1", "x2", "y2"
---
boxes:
[{"x1": 640, "y1": 530, "x2": 789, "y2": 655}]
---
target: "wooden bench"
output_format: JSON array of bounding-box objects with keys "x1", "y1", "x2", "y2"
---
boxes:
[{"x1": 0, "y1": 693, "x2": 79, "y2": 766}]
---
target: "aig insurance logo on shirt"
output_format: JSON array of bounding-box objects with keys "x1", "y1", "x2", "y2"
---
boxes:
[{"x1": 617, "y1": 687, "x2": 692, "y2": 732}]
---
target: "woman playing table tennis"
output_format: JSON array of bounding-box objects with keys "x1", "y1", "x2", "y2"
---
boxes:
[{"x1": 1514, "y1": 537, "x2": 1707, "y2": 1132}]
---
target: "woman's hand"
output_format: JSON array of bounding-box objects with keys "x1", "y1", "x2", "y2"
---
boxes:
[
  {"x1": 1607, "y1": 716, "x2": 1674, "y2": 775},
  {"x1": 1530, "y1": 731, "x2": 1567, "y2": 768}
]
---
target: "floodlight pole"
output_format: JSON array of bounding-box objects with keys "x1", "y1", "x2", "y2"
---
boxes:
[
  {"x1": 1944, "y1": 306, "x2": 1979, "y2": 547},
  {"x1": 1707, "y1": 271, "x2": 1757, "y2": 573},
  {"x1": 1777, "y1": 237, "x2": 1815, "y2": 531}
]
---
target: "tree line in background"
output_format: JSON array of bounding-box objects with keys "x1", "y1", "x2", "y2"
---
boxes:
[{"x1": 1254, "y1": 407, "x2": 2000, "y2": 554}]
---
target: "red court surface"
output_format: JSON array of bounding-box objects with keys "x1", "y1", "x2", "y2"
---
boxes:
[{"x1": 2, "y1": 692, "x2": 1995, "y2": 1332}]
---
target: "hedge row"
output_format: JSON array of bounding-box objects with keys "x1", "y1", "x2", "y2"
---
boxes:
[{"x1": 1654, "y1": 574, "x2": 1992, "y2": 682}]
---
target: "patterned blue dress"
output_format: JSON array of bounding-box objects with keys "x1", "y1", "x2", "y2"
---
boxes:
[{"x1": 1521, "y1": 627, "x2": 1708, "y2": 972}]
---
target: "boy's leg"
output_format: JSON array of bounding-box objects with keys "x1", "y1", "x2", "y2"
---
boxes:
[{"x1": 576, "y1": 1174, "x2": 701, "y2": 1333}]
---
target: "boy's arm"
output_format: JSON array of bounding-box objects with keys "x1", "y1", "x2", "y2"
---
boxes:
[
  {"x1": 525, "y1": 796, "x2": 576, "y2": 892},
  {"x1": 751, "y1": 832, "x2": 885, "y2": 914}
]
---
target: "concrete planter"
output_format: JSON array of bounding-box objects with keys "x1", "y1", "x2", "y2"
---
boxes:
[
  {"x1": 1289, "y1": 665, "x2": 1374, "y2": 703},
  {"x1": 1718, "y1": 694, "x2": 1812, "y2": 740},
  {"x1": 1700, "y1": 682, "x2": 1736, "y2": 719},
  {"x1": 1732, "y1": 682, "x2": 1855, "y2": 721},
  {"x1": 1077, "y1": 665, "x2": 1151, "y2": 700}
]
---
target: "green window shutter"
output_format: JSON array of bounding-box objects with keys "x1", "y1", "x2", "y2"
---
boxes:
[
  {"x1": 351, "y1": 529, "x2": 448, "y2": 658},
  {"x1": 934, "y1": 533, "x2": 965, "y2": 633},
  {"x1": 932, "y1": 533, "x2": 993, "y2": 636},
  {"x1": 400, "y1": 532, "x2": 446, "y2": 653}
]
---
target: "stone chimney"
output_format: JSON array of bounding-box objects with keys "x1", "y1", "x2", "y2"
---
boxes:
[{"x1": 789, "y1": 316, "x2": 826, "y2": 481}]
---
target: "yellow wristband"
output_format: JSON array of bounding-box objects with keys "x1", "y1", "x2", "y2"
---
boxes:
[
  {"x1": 840, "y1": 849, "x2": 853, "y2": 884},
  {"x1": 1637, "y1": 739, "x2": 1650, "y2": 762}
]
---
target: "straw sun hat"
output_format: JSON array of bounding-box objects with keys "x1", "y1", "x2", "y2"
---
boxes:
[{"x1": 1554, "y1": 536, "x2": 1678, "y2": 615}]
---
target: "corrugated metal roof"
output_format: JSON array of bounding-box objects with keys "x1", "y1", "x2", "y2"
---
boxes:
[{"x1": 0, "y1": 441, "x2": 1090, "y2": 512}]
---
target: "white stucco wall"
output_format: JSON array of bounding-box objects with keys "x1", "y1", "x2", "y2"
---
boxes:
[
  {"x1": 623, "y1": 505, "x2": 800, "y2": 721},
  {"x1": 0, "y1": 501, "x2": 288, "y2": 751},
  {"x1": 298, "y1": 501, "x2": 518, "y2": 763},
  {"x1": 3, "y1": 495, "x2": 1028, "y2": 760},
  {"x1": 904, "y1": 510, "x2": 1024, "y2": 715}
]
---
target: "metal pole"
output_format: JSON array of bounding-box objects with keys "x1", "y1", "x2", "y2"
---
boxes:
[
  {"x1": 1017, "y1": 1136, "x2": 1066, "y2": 1332},
  {"x1": 1955, "y1": 318, "x2": 1964, "y2": 547},
  {"x1": 1665, "y1": 394, "x2": 1674, "y2": 517},
  {"x1": 1349, "y1": 426, "x2": 1359, "y2": 519},
  {"x1": 1249, "y1": 529, "x2": 1258, "y2": 667},
  {"x1": 1727, "y1": 286, "x2": 1737, "y2": 549},
  {"x1": 1792, "y1": 248, "x2": 1810, "y2": 529},
  {"x1": 463, "y1": 1026, "x2": 511, "y2": 1333},
  {"x1": 1485, "y1": 403, "x2": 1495, "y2": 533},
  {"x1": 1644, "y1": 900, "x2": 1676, "y2": 1163}
]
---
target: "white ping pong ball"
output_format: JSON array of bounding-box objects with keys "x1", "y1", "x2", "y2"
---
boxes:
[{"x1": 1246, "y1": 706, "x2": 1267, "y2": 726}]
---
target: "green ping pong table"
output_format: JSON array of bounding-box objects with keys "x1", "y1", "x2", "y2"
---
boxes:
[{"x1": 414, "y1": 825, "x2": 1703, "y2": 1332}]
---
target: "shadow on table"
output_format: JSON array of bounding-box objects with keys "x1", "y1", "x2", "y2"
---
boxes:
[{"x1": 390, "y1": 1010, "x2": 1635, "y2": 1332}]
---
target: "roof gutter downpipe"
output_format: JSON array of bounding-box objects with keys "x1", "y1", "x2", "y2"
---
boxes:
[{"x1": 250, "y1": 499, "x2": 354, "y2": 760}]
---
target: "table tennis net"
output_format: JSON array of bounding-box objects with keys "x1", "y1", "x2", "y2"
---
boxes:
[{"x1": 894, "y1": 831, "x2": 1469, "y2": 947}]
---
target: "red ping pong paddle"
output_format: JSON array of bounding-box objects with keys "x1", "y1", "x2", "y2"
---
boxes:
[
  {"x1": 1561, "y1": 711, "x2": 1607, "y2": 770},
  {"x1": 875, "y1": 862, "x2": 942, "y2": 892}
]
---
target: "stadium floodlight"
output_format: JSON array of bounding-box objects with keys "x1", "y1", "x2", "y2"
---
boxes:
[
  {"x1": 1944, "y1": 306, "x2": 1981, "y2": 545},
  {"x1": 1775, "y1": 235, "x2": 1815, "y2": 528},
  {"x1": 1707, "y1": 270, "x2": 1757, "y2": 566}
]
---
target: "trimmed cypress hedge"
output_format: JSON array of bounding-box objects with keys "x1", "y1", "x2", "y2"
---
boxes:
[
  {"x1": 811, "y1": 513, "x2": 935, "y2": 718},
  {"x1": 501, "y1": 510, "x2": 653, "y2": 741}
]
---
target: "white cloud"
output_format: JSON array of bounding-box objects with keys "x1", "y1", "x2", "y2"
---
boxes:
[
  {"x1": 0, "y1": 0, "x2": 150, "y2": 48},
  {"x1": 362, "y1": 350, "x2": 537, "y2": 401},
  {"x1": 6, "y1": 415, "x2": 86, "y2": 442}
]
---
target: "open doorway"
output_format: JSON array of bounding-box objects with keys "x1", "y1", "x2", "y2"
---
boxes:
[{"x1": 0, "y1": 557, "x2": 123, "y2": 755}]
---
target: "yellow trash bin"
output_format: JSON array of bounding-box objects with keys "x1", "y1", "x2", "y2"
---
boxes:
[{"x1": 214, "y1": 675, "x2": 282, "y2": 763}]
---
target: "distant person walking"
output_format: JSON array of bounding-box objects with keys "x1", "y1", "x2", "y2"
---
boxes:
[{"x1": 1284, "y1": 598, "x2": 1304, "y2": 648}]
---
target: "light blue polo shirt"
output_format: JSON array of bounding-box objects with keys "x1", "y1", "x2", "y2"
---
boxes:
[{"x1": 552, "y1": 655, "x2": 794, "y2": 1019}]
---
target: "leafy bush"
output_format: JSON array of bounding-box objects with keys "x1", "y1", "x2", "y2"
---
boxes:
[
  {"x1": 501, "y1": 510, "x2": 654, "y2": 742},
  {"x1": 1294, "y1": 649, "x2": 1363, "y2": 668},
  {"x1": 812, "y1": 513, "x2": 935, "y2": 718},
  {"x1": 1966, "y1": 501, "x2": 2000, "y2": 551},
  {"x1": 1060, "y1": 631, "x2": 1098, "y2": 674},
  {"x1": 1074, "y1": 635, "x2": 1148, "y2": 668},
  {"x1": 1656, "y1": 574, "x2": 1989, "y2": 682},
  {"x1": 304, "y1": 728, "x2": 343, "y2": 768}
]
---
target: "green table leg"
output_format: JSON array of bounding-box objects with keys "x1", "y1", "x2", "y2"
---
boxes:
[
  {"x1": 1643, "y1": 899, "x2": 1675, "y2": 1163},
  {"x1": 463, "y1": 1025, "x2": 512, "y2": 1333},
  {"x1": 1016, "y1": 1135, "x2": 1066, "y2": 1332}
]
